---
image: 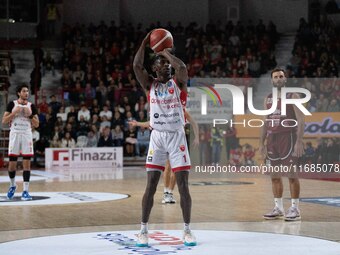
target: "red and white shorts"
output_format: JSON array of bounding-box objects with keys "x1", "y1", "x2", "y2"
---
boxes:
[
  {"x1": 146, "y1": 129, "x2": 191, "y2": 172},
  {"x1": 8, "y1": 132, "x2": 34, "y2": 157}
]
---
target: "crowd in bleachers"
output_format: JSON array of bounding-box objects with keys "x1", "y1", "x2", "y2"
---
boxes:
[
  {"x1": 0, "y1": 52, "x2": 15, "y2": 91},
  {"x1": 287, "y1": 16, "x2": 339, "y2": 112}
]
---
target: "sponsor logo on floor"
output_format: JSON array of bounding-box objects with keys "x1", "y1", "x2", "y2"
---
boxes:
[
  {"x1": 300, "y1": 197, "x2": 340, "y2": 207},
  {"x1": 0, "y1": 230, "x2": 339, "y2": 255},
  {"x1": 0, "y1": 192, "x2": 128, "y2": 206}
]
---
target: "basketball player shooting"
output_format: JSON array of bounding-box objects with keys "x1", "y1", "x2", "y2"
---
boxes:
[
  {"x1": 1, "y1": 84, "x2": 39, "y2": 201},
  {"x1": 260, "y1": 68, "x2": 304, "y2": 221},
  {"x1": 133, "y1": 30, "x2": 196, "y2": 247}
]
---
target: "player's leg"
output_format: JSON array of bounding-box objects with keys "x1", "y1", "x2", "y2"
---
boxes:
[
  {"x1": 169, "y1": 170, "x2": 176, "y2": 199},
  {"x1": 175, "y1": 170, "x2": 196, "y2": 246},
  {"x1": 137, "y1": 130, "x2": 166, "y2": 247},
  {"x1": 7, "y1": 132, "x2": 19, "y2": 199},
  {"x1": 263, "y1": 134, "x2": 284, "y2": 219},
  {"x1": 142, "y1": 170, "x2": 162, "y2": 223},
  {"x1": 162, "y1": 160, "x2": 176, "y2": 204},
  {"x1": 162, "y1": 160, "x2": 171, "y2": 203},
  {"x1": 21, "y1": 133, "x2": 34, "y2": 200},
  {"x1": 7, "y1": 157, "x2": 18, "y2": 199},
  {"x1": 282, "y1": 132, "x2": 301, "y2": 221},
  {"x1": 21, "y1": 157, "x2": 32, "y2": 200},
  {"x1": 169, "y1": 131, "x2": 196, "y2": 246}
]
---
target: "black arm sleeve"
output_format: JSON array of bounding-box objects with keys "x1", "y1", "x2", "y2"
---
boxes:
[
  {"x1": 6, "y1": 101, "x2": 14, "y2": 112},
  {"x1": 31, "y1": 104, "x2": 38, "y2": 115}
]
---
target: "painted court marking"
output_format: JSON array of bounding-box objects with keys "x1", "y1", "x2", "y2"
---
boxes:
[{"x1": 0, "y1": 230, "x2": 339, "y2": 255}]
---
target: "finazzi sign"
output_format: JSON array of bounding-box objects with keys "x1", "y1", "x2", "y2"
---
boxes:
[{"x1": 45, "y1": 147, "x2": 123, "y2": 169}]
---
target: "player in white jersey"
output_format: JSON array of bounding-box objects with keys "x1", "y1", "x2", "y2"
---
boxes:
[
  {"x1": 1, "y1": 84, "x2": 39, "y2": 200},
  {"x1": 133, "y1": 31, "x2": 196, "y2": 247}
]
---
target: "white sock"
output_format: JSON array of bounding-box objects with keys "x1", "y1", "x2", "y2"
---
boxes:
[
  {"x1": 274, "y1": 198, "x2": 283, "y2": 211},
  {"x1": 184, "y1": 223, "x2": 190, "y2": 232},
  {"x1": 291, "y1": 199, "x2": 299, "y2": 208},
  {"x1": 10, "y1": 178, "x2": 16, "y2": 187},
  {"x1": 23, "y1": 182, "x2": 30, "y2": 192},
  {"x1": 168, "y1": 189, "x2": 173, "y2": 194},
  {"x1": 164, "y1": 187, "x2": 168, "y2": 193},
  {"x1": 141, "y1": 222, "x2": 148, "y2": 233}
]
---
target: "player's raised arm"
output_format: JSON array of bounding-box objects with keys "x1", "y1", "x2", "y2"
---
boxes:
[
  {"x1": 158, "y1": 49, "x2": 188, "y2": 91},
  {"x1": 133, "y1": 32, "x2": 153, "y2": 92}
]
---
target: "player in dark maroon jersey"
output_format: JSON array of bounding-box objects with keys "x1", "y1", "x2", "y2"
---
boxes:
[{"x1": 259, "y1": 68, "x2": 305, "y2": 221}]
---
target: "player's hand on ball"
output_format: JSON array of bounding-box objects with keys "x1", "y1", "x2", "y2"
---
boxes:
[
  {"x1": 24, "y1": 107, "x2": 32, "y2": 117},
  {"x1": 157, "y1": 48, "x2": 171, "y2": 56},
  {"x1": 12, "y1": 106, "x2": 21, "y2": 115}
]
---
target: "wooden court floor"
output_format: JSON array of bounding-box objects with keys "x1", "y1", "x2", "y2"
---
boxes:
[{"x1": 0, "y1": 166, "x2": 339, "y2": 244}]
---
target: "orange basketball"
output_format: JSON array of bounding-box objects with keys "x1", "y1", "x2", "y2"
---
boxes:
[{"x1": 150, "y1": 28, "x2": 173, "y2": 53}]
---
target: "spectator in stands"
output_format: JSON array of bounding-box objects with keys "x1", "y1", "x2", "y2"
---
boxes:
[
  {"x1": 50, "y1": 136, "x2": 61, "y2": 148},
  {"x1": 49, "y1": 95, "x2": 61, "y2": 115},
  {"x1": 61, "y1": 132, "x2": 76, "y2": 148},
  {"x1": 64, "y1": 123, "x2": 77, "y2": 141},
  {"x1": 134, "y1": 96, "x2": 148, "y2": 113},
  {"x1": 112, "y1": 125, "x2": 124, "y2": 147},
  {"x1": 98, "y1": 127, "x2": 113, "y2": 147},
  {"x1": 243, "y1": 144, "x2": 256, "y2": 166},
  {"x1": 100, "y1": 115, "x2": 111, "y2": 133},
  {"x1": 124, "y1": 111, "x2": 135, "y2": 131},
  {"x1": 89, "y1": 114, "x2": 101, "y2": 131},
  {"x1": 111, "y1": 111, "x2": 124, "y2": 130},
  {"x1": 51, "y1": 126, "x2": 62, "y2": 141},
  {"x1": 73, "y1": 65, "x2": 85, "y2": 82},
  {"x1": 303, "y1": 142, "x2": 316, "y2": 164},
  {"x1": 0, "y1": 62, "x2": 9, "y2": 76},
  {"x1": 210, "y1": 127, "x2": 223, "y2": 165},
  {"x1": 38, "y1": 96, "x2": 49, "y2": 114},
  {"x1": 135, "y1": 127, "x2": 150, "y2": 157},
  {"x1": 136, "y1": 110, "x2": 147, "y2": 123},
  {"x1": 66, "y1": 105, "x2": 77, "y2": 121},
  {"x1": 32, "y1": 127, "x2": 40, "y2": 145},
  {"x1": 77, "y1": 115, "x2": 90, "y2": 137},
  {"x1": 57, "y1": 106, "x2": 67, "y2": 123},
  {"x1": 327, "y1": 99, "x2": 339, "y2": 112},
  {"x1": 34, "y1": 136, "x2": 50, "y2": 167},
  {"x1": 125, "y1": 126, "x2": 137, "y2": 156},
  {"x1": 325, "y1": 139, "x2": 339, "y2": 164},
  {"x1": 316, "y1": 93, "x2": 329, "y2": 112},
  {"x1": 99, "y1": 105, "x2": 113, "y2": 121},
  {"x1": 78, "y1": 104, "x2": 91, "y2": 121},
  {"x1": 86, "y1": 130, "x2": 97, "y2": 147},
  {"x1": 42, "y1": 51, "x2": 55, "y2": 76},
  {"x1": 85, "y1": 83, "x2": 96, "y2": 106}
]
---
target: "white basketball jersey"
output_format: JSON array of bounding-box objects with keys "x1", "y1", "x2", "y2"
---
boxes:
[
  {"x1": 149, "y1": 78, "x2": 187, "y2": 131},
  {"x1": 10, "y1": 100, "x2": 32, "y2": 134}
]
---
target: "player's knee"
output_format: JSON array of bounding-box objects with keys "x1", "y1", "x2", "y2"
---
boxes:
[
  {"x1": 9, "y1": 156, "x2": 18, "y2": 162},
  {"x1": 288, "y1": 177, "x2": 299, "y2": 183},
  {"x1": 271, "y1": 177, "x2": 282, "y2": 183}
]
